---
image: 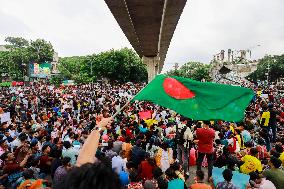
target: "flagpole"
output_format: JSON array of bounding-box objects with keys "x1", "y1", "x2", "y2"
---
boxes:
[
  {"x1": 112, "y1": 99, "x2": 132, "y2": 118},
  {"x1": 111, "y1": 75, "x2": 157, "y2": 118}
]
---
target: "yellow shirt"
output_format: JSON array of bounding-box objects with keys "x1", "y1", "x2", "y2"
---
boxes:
[
  {"x1": 229, "y1": 124, "x2": 235, "y2": 133},
  {"x1": 236, "y1": 135, "x2": 245, "y2": 149},
  {"x1": 279, "y1": 152, "x2": 284, "y2": 165},
  {"x1": 261, "y1": 111, "x2": 270, "y2": 126},
  {"x1": 240, "y1": 155, "x2": 262, "y2": 174}
]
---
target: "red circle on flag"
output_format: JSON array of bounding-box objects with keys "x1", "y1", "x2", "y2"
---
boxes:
[{"x1": 163, "y1": 78, "x2": 195, "y2": 99}]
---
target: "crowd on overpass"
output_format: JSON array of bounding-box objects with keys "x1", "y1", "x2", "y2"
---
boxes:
[{"x1": 0, "y1": 80, "x2": 284, "y2": 189}]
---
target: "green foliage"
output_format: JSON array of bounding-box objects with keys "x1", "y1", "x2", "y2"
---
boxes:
[
  {"x1": 50, "y1": 75, "x2": 64, "y2": 87},
  {"x1": 27, "y1": 39, "x2": 54, "y2": 62},
  {"x1": 247, "y1": 55, "x2": 284, "y2": 82},
  {"x1": 166, "y1": 61, "x2": 212, "y2": 81},
  {"x1": 4, "y1": 37, "x2": 29, "y2": 49},
  {"x1": 58, "y1": 48, "x2": 147, "y2": 83},
  {"x1": 58, "y1": 56, "x2": 93, "y2": 84},
  {"x1": 0, "y1": 37, "x2": 55, "y2": 81}
]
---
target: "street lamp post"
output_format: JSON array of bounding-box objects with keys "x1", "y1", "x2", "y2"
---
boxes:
[{"x1": 266, "y1": 63, "x2": 270, "y2": 84}]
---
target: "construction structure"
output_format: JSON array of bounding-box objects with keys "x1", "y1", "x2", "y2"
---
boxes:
[
  {"x1": 210, "y1": 49, "x2": 259, "y2": 85},
  {"x1": 104, "y1": 0, "x2": 187, "y2": 81}
]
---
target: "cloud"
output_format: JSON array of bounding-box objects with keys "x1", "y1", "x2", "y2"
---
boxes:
[
  {"x1": 0, "y1": 10, "x2": 31, "y2": 39},
  {"x1": 0, "y1": 0, "x2": 283, "y2": 72},
  {"x1": 165, "y1": 0, "x2": 284, "y2": 71}
]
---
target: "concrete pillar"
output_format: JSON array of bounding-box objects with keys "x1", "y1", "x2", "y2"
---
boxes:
[{"x1": 142, "y1": 56, "x2": 159, "y2": 82}]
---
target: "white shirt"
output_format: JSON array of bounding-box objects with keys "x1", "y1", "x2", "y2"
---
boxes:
[
  {"x1": 10, "y1": 138, "x2": 21, "y2": 150},
  {"x1": 112, "y1": 155, "x2": 126, "y2": 174},
  {"x1": 177, "y1": 123, "x2": 193, "y2": 148},
  {"x1": 160, "y1": 149, "x2": 172, "y2": 172},
  {"x1": 259, "y1": 178, "x2": 276, "y2": 189}
]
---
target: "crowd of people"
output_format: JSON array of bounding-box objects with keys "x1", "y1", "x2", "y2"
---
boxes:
[{"x1": 0, "y1": 80, "x2": 284, "y2": 189}]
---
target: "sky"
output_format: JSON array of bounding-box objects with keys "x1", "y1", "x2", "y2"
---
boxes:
[{"x1": 0, "y1": 0, "x2": 284, "y2": 72}]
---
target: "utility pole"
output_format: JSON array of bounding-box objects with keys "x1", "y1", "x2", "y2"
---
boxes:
[
  {"x1": 174, "y1": 63, "x2": 179, "y2": 70},
  {"x1": 90, "y1": 61, "x2": 93, "y2": 84},
  {"x1": 266, "y1": 63, "x2": 270, "y2": 84}
]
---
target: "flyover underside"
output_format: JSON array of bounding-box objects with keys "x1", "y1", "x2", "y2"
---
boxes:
[
  {"x1": 159, "y1": 0, "x2": 187, "y2": 72},
  {"x1": 105, "y1": 0, "x2": 187, "y2": 80}
]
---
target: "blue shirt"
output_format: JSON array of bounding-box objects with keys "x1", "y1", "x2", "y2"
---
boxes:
[
  {"x1": 139, "y1": 126, "x2": 148, "y2": 133},
  {"x1": 119, "y1": 171, "x2": 129, "y2": 186},
  {"x1": 241, "y1": 130, "x2": 251, "y2": 143},
  {"x1": 168, "y1": 179, "x2": 184, "y2": 189}
]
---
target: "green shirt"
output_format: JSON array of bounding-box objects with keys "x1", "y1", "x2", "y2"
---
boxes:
[{"x1": 263, "y1": 168, "x2": 284, "y2": 189}]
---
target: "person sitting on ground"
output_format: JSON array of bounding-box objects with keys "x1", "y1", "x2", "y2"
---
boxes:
[
  {"x1": 131, "y1": 139, "x2": 147, "y2": 168},
  {"x1": 216, "y1": 169, "x2": 239, "y2": 189},
  {"x1": 62, "y1": 141, "x2": 79, "y2": 165},
  {"x1": 1, "y1": 151, "x2": 30, "y2": 185},
  {"x1": 155, "y1": 142, "x2": 173, "y2": 172},
  {"x1": 122, "y1": 137, "x2": 133, "y2": 161},
  {"x1": 153, "y1": 167, "x2": 168, "y2": 189},
  {"x1": 53, "y1": 156, "x2": 72, "y2": 188},
  {"x1": 249, "y1": 171, "x2": 276, "y2": 189},
  {"x1": 171, "y1": 162, "x2": 185, "y2": 181},
  {"x1": 128, "y1": 169, "x2": 144, "y2": 189},
  {"x1": 17, "y1": 169, "x2": 48, "y2": 189},
  {"x1": 144, "y1": 179, "x2": 158, "y2": 189},
  {"x1": 214, "y1": 147, "x2": 240, "y2": 171},
  {"x1": 262, "y1": 156, "x2": 284, "y2": 189},
  {"x1": 138, "y1": 153, "x2": 156, "y2": 180},
  {"x1": 165, "y1": 167, "x2": 187, "y2": 189},
  {"x1": 240, "y1": 148, "x2": 263, "y2": 175},
  {"x1": 190, "y1": 170, "x2": 212, "y2": 189}
]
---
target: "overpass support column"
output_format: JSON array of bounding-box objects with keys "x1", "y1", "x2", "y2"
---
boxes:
[{"x1": 143, "y1": 56, "x2": 160, "y2": 82}]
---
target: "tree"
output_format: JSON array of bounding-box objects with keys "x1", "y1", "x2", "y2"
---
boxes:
[
  {"x1": 50, "y1": 75, "x2": 64, "y2": 86},
  {"x1": 4, "y1": 37, "x2": 29, "y2": 49},
  {"x1": 27, "y1": 39, "x2": 55, "y2": 63},
  {"x1": 2, "y1": 37, "x2": 31, "y2": 80},
  {"x1": 1, "y1": 37, "x2": 55, "y2": 81},
  {"x1": 247, "y1": 55, "x2": 284, "y2": 82},
  {"x1": 166, "y1": 61, "x2": 212, "y2": 81},
  {"x1": 58, "y1": 48, "x2": 147, "y2": 83}
]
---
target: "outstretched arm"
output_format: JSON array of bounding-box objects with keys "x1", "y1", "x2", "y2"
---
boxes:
[{"x1": 76, "y1": 117, "x2": 113, "y2": 166}]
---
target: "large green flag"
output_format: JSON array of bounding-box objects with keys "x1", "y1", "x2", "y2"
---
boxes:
[{"x1": 133, "y1": 75, "x2": 254, "y2": 121}]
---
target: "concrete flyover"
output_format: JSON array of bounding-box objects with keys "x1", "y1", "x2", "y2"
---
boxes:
[{"x1": 104, "y1": 0, "x2": 187, "y2": 81}]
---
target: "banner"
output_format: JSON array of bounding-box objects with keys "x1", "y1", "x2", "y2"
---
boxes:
[
  {"x1": 11, "y1": 81, "x2": 24, "y2": 87},
  {"x1": 0, "y1": 82, "x2": 11, "y2": 87},
  {"x1": 29, "y1": 62, "x2": 51, "y2": 78},
  {"x1": 212, "y1": 167, "x2": 249, "y2": 189},
  {"x1": 138, "y1": 111, "x2": 152, "y2": 120}
]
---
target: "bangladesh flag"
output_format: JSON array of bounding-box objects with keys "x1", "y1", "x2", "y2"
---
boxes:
[{"x1": 133, "y1": 75, "x2": 254, "y2": 121}]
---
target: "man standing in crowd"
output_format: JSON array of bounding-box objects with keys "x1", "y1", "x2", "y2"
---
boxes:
[
  {"x1": 196, "y1": 120, "x2": 215, "y2": 180},
  {"x1": 176, "y1": 116, "x2": 193, "y2": 175}
]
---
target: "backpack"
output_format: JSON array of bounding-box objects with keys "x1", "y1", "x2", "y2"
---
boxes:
[{"x1": 175, "y1": 125, "x2": 187, "y2": 145}]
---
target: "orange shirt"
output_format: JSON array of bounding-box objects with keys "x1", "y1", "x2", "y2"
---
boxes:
[
  {"x1": 190, "y1": 183, "x2": 212, "y2": 189},
  {"x1": 122, "y1": 143, "x2": 133, "y2": 160}
]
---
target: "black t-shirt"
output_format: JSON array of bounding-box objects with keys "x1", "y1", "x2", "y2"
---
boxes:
[
  {"x1": 269, "y1": 110, "x2": 277, "y2": 127},
  {"x1": 50, "y1": 158, "x2": 62, "y2": 178}
]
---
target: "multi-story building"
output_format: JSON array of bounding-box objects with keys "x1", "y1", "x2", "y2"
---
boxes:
[{"x1": 210, "y1": 49, "x2": 258, "y2": 85}]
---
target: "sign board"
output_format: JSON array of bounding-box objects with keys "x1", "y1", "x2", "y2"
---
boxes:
[
  {"x1": 29, "y1": 62, "x2": 51, "y2": 78},
  {"x1": 62, "y1": 80, "x2": 75, "y2": 86},
  {"x1": 261, "y1": 94, "x2": 269, "y2": 99}
]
